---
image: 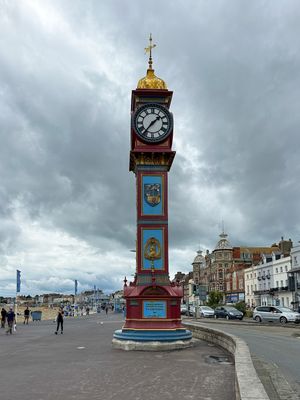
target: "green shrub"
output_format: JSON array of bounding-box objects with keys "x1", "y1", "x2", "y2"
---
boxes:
[{"x1": 235, "y1": 301, "x2": 246, "y2": 314}]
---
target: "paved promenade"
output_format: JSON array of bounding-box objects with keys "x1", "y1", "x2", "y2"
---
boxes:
[{"x1": 0, "y1": 313, "x2": 235, "y2": 400}]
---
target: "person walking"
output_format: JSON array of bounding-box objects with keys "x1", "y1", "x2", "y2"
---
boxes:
[
  {"x1": 6, "y1": 307, "x2": 15, "y2": 335},
  {"x1": 54, "y1": 308, "x2": 64, "y2": 335},
  {"x1": 23, "y1": 307, "x2": 30, "y2": 324},
  {"x1": 105, "y1": 305, "x2": 109, "y2": 315},
  {"x1": 1, "y1": 307, "x2": 7, "y2": 328}
]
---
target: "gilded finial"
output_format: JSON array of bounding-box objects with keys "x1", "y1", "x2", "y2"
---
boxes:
[
  {"x1": 137, "y1": 34, "x2": 167, "y2": 90},
  {"x1": 144, "y1": 33, "x2": 156, "y2": 69}
]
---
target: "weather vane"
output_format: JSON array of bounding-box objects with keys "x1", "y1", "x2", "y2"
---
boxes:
[{"x1": 144, "y1": 33, "x2": 156, "y2": 69}]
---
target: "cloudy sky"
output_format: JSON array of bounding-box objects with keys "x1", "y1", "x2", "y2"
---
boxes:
[{"x1": 1, "y1": 0, "x2": 300, "y2": 296}]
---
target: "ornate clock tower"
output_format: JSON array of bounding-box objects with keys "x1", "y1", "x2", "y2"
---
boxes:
[{"x1": 113, "y1": 35, "x2": 191, "y2": 350}]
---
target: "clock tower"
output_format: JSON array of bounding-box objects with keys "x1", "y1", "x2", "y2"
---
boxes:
[{"x1": 113, "y1": 35, "x2": 192, "y2": 350}]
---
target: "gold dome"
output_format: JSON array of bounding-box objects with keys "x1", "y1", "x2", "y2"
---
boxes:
[
  {"x1": 137, "y1": 68, "x2": 167, "y2": 89},
  {"x1": 137, "y1": 34, "x2": 167, "y2": 90}
]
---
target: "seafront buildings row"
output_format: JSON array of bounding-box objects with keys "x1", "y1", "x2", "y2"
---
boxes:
[
  {"x1": 174, "y1": 233, "x2": 300, "y2": 310},
  {"x1": 1, "y1": 289, "x2": 124, "y2": 310}
]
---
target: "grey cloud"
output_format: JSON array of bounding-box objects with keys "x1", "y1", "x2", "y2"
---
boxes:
[{"x1": 0, "y1": 1, "x2": 300, "y2": 295}]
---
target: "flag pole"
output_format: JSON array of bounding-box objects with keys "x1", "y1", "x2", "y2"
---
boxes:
[{"x1": 15, "y1": 289, "x2": 17, "y2": 325}]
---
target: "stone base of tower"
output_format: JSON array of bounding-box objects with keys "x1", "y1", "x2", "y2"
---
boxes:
[{"x1": 112, "y1": 339, "x2": 193, "y2": 351}]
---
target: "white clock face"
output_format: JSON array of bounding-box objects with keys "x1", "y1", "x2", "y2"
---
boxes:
[{"x1": 133, "y1": 103, "x2": 173, "y2": 143}]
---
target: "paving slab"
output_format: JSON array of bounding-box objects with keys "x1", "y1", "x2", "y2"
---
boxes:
[{"x1": 0, "y1": 313, "x2": 235, "y2": 400}]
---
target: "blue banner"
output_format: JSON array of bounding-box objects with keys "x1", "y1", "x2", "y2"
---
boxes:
[{"x1": 16, "y1": 269, "x2": 21, "y2": 293}]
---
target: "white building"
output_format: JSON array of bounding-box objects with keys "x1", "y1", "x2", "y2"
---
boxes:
[
  {"x1": 245, "y1": 253, "x2": 292, "y2": 308},
  {"x1": 290, "y1": 241, "x2": 300, "y2": 309}
]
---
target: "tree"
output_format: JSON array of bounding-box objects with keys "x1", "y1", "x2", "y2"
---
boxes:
[{"x1": 207, "y1": 291, "x2": 223, "y2": 308}]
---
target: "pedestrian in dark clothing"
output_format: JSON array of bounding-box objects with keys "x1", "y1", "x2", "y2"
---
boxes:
[
  {"x1": 55, "y1": 308, "x2": 64, "y2": 334},
  {"x1": 1, "y1": 308, "x2": 7, "y2": 328},
  {"x1": 105, "y1": 305, "x2": 109, "y2": 315},
  {"x1": 24, "y1": 307, "x2": 30, "y2": 324},
  {"x1": 6, "y1": 307, "x2": 15, "y2": 335}
]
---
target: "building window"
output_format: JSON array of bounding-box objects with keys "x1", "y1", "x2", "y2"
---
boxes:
[
  {"x1": 254, "y1": 273, "x2": 256, "y2": 278},
  {"x1": 280, "y1": 280, "x2": 283, "y2": 287},
  {"x1": 285, "y1": 265, "x2": 288, "y2": 271},
  {"x1": 276, "y1": 268, "x2": 278, "y2": 273},
  {"x1": 239, "y1": 279, "x2": 243, "y2": 289},
  {"x1": 247, "y1": 274, "x2": 249, "y2": 280},
  {"x1": 255, "y1": 284, "x2": 257, "y2": 291},
  {"x1": 227, "y1": 282, "x2": 230, "y2": 291},
  {"x1": 276, "y1": 281, "x2": 279, "y2": 287},
  {"x1": 251, "y1": 285, "x2": 253, "y2": 294},
  {"x1": 250, "y1": 273, "x2": 252, "y2": 279},
  {"x1": 294, "y1": 256, "x2": 298, "y2": 265},
  {"x1": 280, "y1": 267, "x2": 283, "y2": 272},
  {"x1": 247, "y1": 285, "x2": 249, "y2": 295}
]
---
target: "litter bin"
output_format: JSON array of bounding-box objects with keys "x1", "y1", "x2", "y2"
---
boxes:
[{"x1": 31, "y1": 311, "x2": 42, "y2": 321}]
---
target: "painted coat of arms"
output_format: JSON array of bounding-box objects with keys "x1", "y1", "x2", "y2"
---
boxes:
[{"x1": 144, "y1": 183, "x2": 161, "y2": 207}]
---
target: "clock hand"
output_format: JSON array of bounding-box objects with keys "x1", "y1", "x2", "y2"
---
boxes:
[{"x1": 144, "y1": 116, "x2": 160, "y2": 132}]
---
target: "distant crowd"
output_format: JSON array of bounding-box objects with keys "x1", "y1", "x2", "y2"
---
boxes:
[{"x1": 1, "y1": 302, "x2": 121, "y2": 336}]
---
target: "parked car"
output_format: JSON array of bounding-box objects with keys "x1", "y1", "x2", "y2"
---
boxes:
[
  {"x1": 199, "y1": 306, "x2": 215, "y2": 318},
  {"x1": 189, "y1": 305, "x2": 195, "y2": 316},
  {"x1": 214, "y1": 306, "x2": 243, "y2": 320},
  {"x1": 180, "y1": 304, "x2": 188, "y2": 315},
  {"x1": 181, "y1": 304, "x2": 196, "y2": 316},
  {"x1": 253, "y1": 306, "x2": 300, "y2": 324}
]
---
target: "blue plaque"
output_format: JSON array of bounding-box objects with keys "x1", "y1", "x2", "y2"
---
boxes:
[{"x1": 143, "y1": 301, "x2": 167, "y2": 318}]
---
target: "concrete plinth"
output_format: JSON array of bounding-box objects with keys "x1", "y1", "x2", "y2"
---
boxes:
[{"x1": 112, "y1": 337, "x2": 193, "y2": 351}]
